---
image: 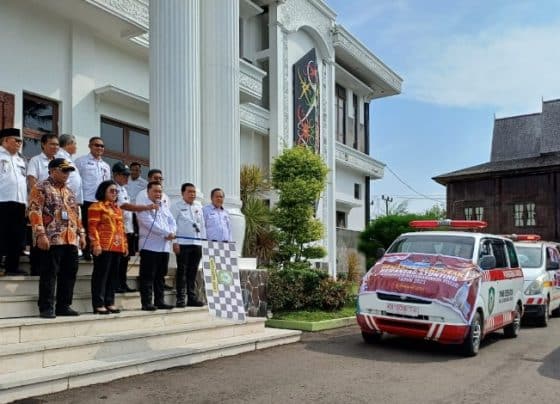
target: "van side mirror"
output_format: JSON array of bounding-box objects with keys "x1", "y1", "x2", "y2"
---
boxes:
[
  {"x1": 375, "y1": 247, "x2": 386, "y2": 260},
  {"x1": 547, "y1": 261, "x2": 559, "y2": 271},
  {"x1": 479, "y1": 255, "x2": 496, "y2": 270}
]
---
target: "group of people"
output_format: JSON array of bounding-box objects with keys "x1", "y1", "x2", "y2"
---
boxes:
[{"x1": 0, "y1": 128, "x2": 232, "y2": 319}]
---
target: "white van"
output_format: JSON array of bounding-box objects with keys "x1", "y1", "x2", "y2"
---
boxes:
[
  {"x1": 512, "y1": 236, "x2": 560, "y2": 326},
  {"x1": 357, "y1": 220, "x2": 525, "y2": 356}
]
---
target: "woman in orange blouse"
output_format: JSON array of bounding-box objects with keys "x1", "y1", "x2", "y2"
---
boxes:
[{"x1": 88, "y1": 180, "x2": 127, "y2": 314}]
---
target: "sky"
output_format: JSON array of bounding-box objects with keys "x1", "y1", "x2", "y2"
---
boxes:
[{"x1": 325, "y1": 0, "x2": 560, "y2": 216}]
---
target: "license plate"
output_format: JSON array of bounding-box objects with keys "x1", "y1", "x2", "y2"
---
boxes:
[{"x1": 386, "y1": 303, "x2": 419, "y2": 316}]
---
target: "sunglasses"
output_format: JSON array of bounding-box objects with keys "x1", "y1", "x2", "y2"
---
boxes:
[{"x1": 91, "y1": 143, "x2": 105, "y2": 148}]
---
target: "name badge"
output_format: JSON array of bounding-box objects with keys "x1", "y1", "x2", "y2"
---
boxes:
[{"x1": 61, "y1": 210, "x2": 69, "y2": 220}]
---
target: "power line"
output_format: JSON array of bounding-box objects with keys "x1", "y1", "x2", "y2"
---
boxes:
[{"x1": 383, "y1": 165, "x2": 444, "y2": 203}]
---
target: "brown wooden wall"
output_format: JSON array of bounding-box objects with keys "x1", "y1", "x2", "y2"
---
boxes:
[{"x1": 446, "y1": 171, "x2": 560, "y2": 241}]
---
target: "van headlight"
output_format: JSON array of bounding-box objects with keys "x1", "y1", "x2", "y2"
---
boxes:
[{"x1": 525, "y1": 276, "x2": 545, "y2": 295}]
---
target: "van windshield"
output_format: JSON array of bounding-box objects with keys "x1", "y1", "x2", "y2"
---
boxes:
[
  {"x1": 515, "y1": 246, "x2": 542, "y2": 268},
  {"x1": 388, "y1": 235, "x2": 475, "y2": 259}
]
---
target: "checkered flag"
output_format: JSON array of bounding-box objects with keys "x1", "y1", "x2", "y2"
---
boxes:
[{"x1": 201, "y1": 241, "x2": 246, "y2": 322}]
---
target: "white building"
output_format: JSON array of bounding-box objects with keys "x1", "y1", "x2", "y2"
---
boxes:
[{"x1": 0, "y1": 0, "x2": 401, "y2": 275}]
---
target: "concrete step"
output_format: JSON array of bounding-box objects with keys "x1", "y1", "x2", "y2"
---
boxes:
[
  {"x1": 0, "y1": 290, "x2": 178, "y2": 319},
  {"x1": 0, "y1": 326, "x2": 301, "y2": 403},
  {"x1": 0, "y1": 307, "x2": 211, "y2": 344},
  {"x1": 0, "y1": 317, "x2": 266, "y2": 374},
  {"x1": 0, "y1": 274, "x2": 176, "y2": 297}
]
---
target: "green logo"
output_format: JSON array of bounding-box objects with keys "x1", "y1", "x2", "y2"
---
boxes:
[
  {"x1": 218, "y1": 270, "x2": 233, "y2": 286},
  {"x1": 488, "y1": 287, "x2": 495, "y2": 315}
]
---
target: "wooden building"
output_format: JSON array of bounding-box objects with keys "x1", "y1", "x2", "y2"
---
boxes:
[{"x1": 433, "y1": 99, "x2": 560, "y2": 241}]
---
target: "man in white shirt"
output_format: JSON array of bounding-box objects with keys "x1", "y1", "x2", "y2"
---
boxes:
[
  {"x1": 0, "y1": 128, "x2": 27, "y2": 275},
  {"x1": 125, "y1": 162, "x2": 147, "y2": 203},
  {"x1": 74, "y1": 137, "x2": 111, "y2": 260},
  {"x1": 112, "y1": 162, "x2": 158, "y2": 293},
  {"x1": 135, "y1": 168, "x2": 170, "y2": 207},
  {"x1": 171, "y1": 182, "x2": 206, "y2": 307},
  {"x1": 56, "y1": 134, "x2": 83, "y2": 205},
  {"x1": 136, "y1": 181, "x2": 177, "y2": 311}
]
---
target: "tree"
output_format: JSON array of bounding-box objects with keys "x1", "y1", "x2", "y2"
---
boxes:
[
  {"x1": 240, "y1": 165, "x2": 276, "y2": 264},
  {"x1": 358, "y1": 211, "x2": 441, "y2": 269},
  {"x1": 271, "y1": 146, "x2": 328, "y2": 262},
  {"x1": 423, "y1": 203, "x2": 446, "y2": 218}
]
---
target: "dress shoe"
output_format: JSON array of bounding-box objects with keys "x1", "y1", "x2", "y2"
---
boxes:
[
  {"x1": 176, "y1": 301, "x2": 187, "y2": 308},
  {"x1": 114, "y1": 288, "x2": 125, "y2": 294},
  {"x1": 40, "y1": 309, "x2": 56, "y2": 319},
  {"x1": 187, "y1": 300, "x2": 205, "y2": 307},
  {"x1": 155, "y1": 303, "x2": 174, "y2": 310},
  {"x1": 56, "y1": 307, "x2": 80, "y2": 316},
  {"x1": 106, "y1": 306, "x2": 121, "y2": 314},
  {"x1": 82, "y1": 252, "x2": 92, "y2": 262},
  {"x1": 164, "y1": 285, "x2": 174, "y2": 291},
  {"x1": 142, "y1": 305, "x2": 157, "y2": 311},
  {"x1": 124, "y1": 286, "x2": 137, "y2": 293},
  {"x1": 93, "y1": 308, "x2": 110, "y2": 315}
]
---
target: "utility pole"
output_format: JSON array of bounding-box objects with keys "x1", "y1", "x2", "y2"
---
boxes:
[{"x1": 381, "y1": 194, "x2": 393, "y2": 216}]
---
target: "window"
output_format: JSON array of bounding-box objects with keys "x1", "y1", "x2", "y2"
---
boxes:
[
  {"x1": 336, "y1": 84, "x2": 346, "y2": 143},
  {"x1": 353, "y1": 94, "x2": 358, "y2": 150},
  {"x1": 354, "y1": 183, "x2": 361, "y2": 200},
  {"x1": 491, "y1": 240, "x2": 508, "y2": 268},
  {"x1": 464, "y1": 205, "x2": 483, "y2": 220},
  {"x1": 336, "y1": 211, "x2": 346, "y2": 228},
  {"x1": 100, "y1": 117, "x2": 149, "y2": 170},
  {"x1": 22, "y1": 93, "x2": 60, "y2": 159},
  {"x1": 464, "y1": 207, "x2": 473, "y2": 220},
  {"x1": 514, "y1": 203, "x2": 536, "y2": 227},
  {"x1": 505, "y1": 241, "x2": 519, "y2": 268},
  {"x1": 475, "y1": 207, "x2": 484, "y2": 221},
  {"x1": 0, "y1": 91, "x2": 15, "y2": 129}
]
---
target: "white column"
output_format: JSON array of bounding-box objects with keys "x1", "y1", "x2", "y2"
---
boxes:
[
  {"x1": 325, "y1": 59, "x2": 337, "y2": 277},
  {"x1": 201, "y1": 0, "x2": 245, "y2": 249},
  {"x1": 149, "y1": 0, "x2": 201, "y2": 199}
]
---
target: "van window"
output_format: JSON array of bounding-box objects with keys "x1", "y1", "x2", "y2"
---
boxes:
[
  {"x1": 505, "y1": 241, "x2": 519, "y2": 268},
  {"x1": 491, "y1": 240, "x2": 508, "y2": 268}
]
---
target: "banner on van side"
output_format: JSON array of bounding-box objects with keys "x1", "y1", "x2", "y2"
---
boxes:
[{"x1": 361, "y1": 253, "x2": 482, "y2": 323}]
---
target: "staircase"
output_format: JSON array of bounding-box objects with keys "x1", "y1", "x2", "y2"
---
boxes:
[{"x1": 0, "y1": 260, "x2": 301, "y2": 403}]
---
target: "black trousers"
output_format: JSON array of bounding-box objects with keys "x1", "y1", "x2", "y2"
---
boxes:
[
  {"x1": 91, "y1": 251, "x2": 121, "y2": 309},
  {"x1": 38, "y1": 245, "x2": 79, "y2": 312},
  {"x1": 139, "y1": 249, "x2": 169, "y2": 307},
  {"x1": 0, "y1": 201, "x2": 26, "y2": 273},
  {"x1": 81, "y1": 201, "x2": 93, "y2": 255},
  {"x1": 116, "y1": 233, "x2": 135, "y2": 289},
  {"x1": 175, "y1": 245, "x2": 202, "y2": 303}
]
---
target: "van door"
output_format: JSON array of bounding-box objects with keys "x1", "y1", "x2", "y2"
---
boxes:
[{"x1": 546, "y1": 246, "x2": 560, "y2": 311}]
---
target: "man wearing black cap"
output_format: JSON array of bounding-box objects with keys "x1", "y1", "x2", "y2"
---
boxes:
[
  {"x1": 28, "y1": 158, "x2": 86, "y2": 318},
  {"x1": 0, "y1": 128, "x2": 27, "y2": 276},
  {"x1": 112, "y1": 162, "x2": 158, "y2": 293}
]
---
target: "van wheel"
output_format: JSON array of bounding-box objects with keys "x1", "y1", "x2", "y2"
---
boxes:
[
  {"x1": 551, "y1": 305, "x2": 560, "y2": 318},
  {"x1": 536, "y1": 302, "x2": 549, "y2": 327},
  {"x1": 362, "y1": 331, "x2": 382, "y2": 344},
  {"x1": 503, "y1": 304, "x2": 522, "y2": 338},
  {"x1": 462, "y1": 312, "x2": 482, "y2": 357}
]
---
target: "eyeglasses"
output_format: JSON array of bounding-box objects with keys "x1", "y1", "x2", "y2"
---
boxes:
[
  {"x1": 108, "y1": 189, "x2": 119, "y2": 194},
  {"x1": 91, "y1": 143, "x2": 105, "y2": 148}
]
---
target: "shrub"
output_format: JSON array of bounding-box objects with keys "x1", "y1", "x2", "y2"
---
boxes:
[{"x1": 267, "y1": 262, "x2": 348, "y2": 312}]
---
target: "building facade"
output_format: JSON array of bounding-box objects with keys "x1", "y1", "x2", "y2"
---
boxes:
[
  {"x1": 434, "y1": 99, "x2": 560, "y2": 241},
  {"x1": 0, "y1": 0, "x2": 401, "y2": 275}
]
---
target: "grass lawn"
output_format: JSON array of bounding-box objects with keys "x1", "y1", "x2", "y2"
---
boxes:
[{"x1": 272, "y1": 302, "x2": 356, "y2": 322}]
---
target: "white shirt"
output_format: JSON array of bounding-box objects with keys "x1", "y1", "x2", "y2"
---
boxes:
[
  {"x1": 115, "y1": 183, "x2": 134, "y2": 234},
  {"x1": 56, "y1": 149, "x2": 83, "y2": 204},
  {"x1": 74, "y1": 153, "x2": 111, "y2": 202},
  {"x1": 0, "y1": 146, "x2": 27, "y2": 205},
  {"x1": 125, "y1": 176, "x2": 148, "y2": 202},
  {"x1": 136, "y1": 188, "x2": 170, "y2": 209},
  {"x1": 203, "y1": 204, "x2": 232, "y2": 242},
  {"x1": 26, "y1": 152, "x2": 51, "y2": 182},
  {"x1": 170, "y1": 199, "x2": 206, "y2": 246},
  {"x1": 137, "y1": 201, "x2": 177, "y2": 253}
]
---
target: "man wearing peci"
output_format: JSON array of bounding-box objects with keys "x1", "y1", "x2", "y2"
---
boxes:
[{"x1": 0, "y1": 128, "x2": 27, "y2": 276}]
